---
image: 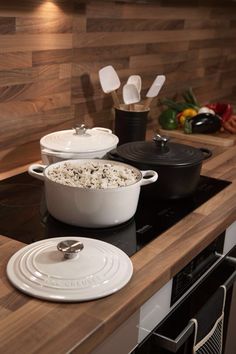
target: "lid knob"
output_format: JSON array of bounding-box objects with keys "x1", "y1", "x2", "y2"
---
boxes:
[
  {"x1": 153, "y1": 134, "x2": 170, "y2": 149},
  {"x1": 74, "y1": 124, "x2": 88, "y2": 136},
  {"x1": 57, "y1": 240, "x2": 84, "y2": 259}
]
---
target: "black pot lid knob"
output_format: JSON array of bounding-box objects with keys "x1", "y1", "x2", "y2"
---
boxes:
[{"x1": 153, "y1": 134, "x2": 170, "y2": 149}]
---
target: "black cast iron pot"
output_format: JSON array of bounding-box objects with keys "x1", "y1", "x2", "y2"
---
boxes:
[{"x1": 107, "y1": 134, "x2": 212, "y2": 200}]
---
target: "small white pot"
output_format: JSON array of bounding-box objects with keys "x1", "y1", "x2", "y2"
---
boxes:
[
  {"x1": 40, "y1": 126, "x2": 119, "y2": 164},
  {"x1": 28, "y1": 159, "x2": 158, "y2": 228}
]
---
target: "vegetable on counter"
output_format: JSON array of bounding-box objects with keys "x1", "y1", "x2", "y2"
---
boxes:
[
  {"x1": 158, "y1": 88, "x2": 200, "y2": 130},
  {"x1": 198, "y1": 106, "x2": 215, "y2": 115},
  {"x1": 159, "y1": 86, "x2": 200, "y2": 113},
  {"x1": 159, "y1": 99, "x2": 198, "y2": 113},
  {"x1": 177, "y1": 108, "x2": 198, "y2": 126},
  {"x1": 206, "y1": 103, "x2": 233, "y2": 122},
  {"x1": 158, "y1": 87, "x2": 235, "y2": 134},
  {"x1": 182, "y1": 87, "x2": 200, "y2": 108},
  {"x1": 159, "y1": 108, "x2": 178, "y2": 130},
  {"x1": 222, "y1": 115, "x2": 236, "y2": 134},
  {"x1": 184, "y1": 113, "x2": 222, "y2": 134}
]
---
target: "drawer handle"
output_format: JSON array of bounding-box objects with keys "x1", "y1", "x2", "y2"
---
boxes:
[
  {"x1": 153, "y1": 256, "x2": 236, "y2": 353},
  {"x1": 154, "y1": 321, "x2": 195, "y2": 352},
  {"x1": 224, "y1": 256, "x2": 236, "y2": 290},
  {"x1": 225, "y1": 255, "x2": 236, "y2": 266}
]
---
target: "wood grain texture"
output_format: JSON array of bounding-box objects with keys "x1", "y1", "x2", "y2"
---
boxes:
[
  {"x1": 158, "y1": 128, "x2": 236, "y2": 147},
  {"x1": 0, "y1": 139, "x2": 236, "y2": 353},
  {"x1": 0, "y1": 0, "x2": 236, "y2": 174},
  {"x1": 0, "y1": 0, "x2": 73, "y2": 175}
]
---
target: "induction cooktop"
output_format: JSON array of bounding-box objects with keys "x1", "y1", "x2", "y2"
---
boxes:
[{"x1": 0, "y1": 172, "x2": 231, "y2": 257}]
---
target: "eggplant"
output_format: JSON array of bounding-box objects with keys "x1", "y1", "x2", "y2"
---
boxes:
[{"x1": 184, "y1": 113, "x2": 222, "y2": 134}]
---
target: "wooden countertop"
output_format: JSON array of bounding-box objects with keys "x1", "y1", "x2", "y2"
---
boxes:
[{"x1": 1, "y1": 137, "x2": 236, "y2": 354}]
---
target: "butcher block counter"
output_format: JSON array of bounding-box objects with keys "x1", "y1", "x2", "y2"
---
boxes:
[{"x1": 0, "y1": 136, "x2": 236, "y2": 354}]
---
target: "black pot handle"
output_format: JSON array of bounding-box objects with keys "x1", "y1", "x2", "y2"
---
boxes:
[{"x1": 199, "y1": 148, "x2": 212, "y2": 160}]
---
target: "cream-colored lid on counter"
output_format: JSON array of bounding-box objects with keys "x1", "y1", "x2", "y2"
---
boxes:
[{"x1": 7, "y1": 237, "x2": 133, "y2": 302}]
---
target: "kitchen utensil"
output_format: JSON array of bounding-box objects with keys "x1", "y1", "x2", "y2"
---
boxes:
[
  {"x1": 114, "y1": 104, "x2": 149, "y2": 145},
  {"x1": 143, "y1": 75, "x2": 166, "y2": 110},
  {"x1": 107, "y1": 134, "x2": 212, "y2": 200},
  {"x1": 127, "y1": 75, "x2": 142, "y2": 93},
  {"x1": 40, "y1": 125, "x2": 119, "y2": 164},
  {"x1": 98, "y1": 65, "x2": 121, "y2": 107},
  {"x1": 28, "y1": 159, "x2": 158, "y2": 228},
  {"x1": 123, "y1": 83, "x2": 141, "y2": 111},
  {"x1": 6, "y1": 237, "x2": 133, "y2": 302}
]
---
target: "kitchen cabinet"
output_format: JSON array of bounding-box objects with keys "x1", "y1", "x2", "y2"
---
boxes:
[
  {"x1": 92, "y1": 225, "x2": 236, "y2": 354},
  {"x1": 225, "y1": 247, "x2": 236, "y2": 354}
]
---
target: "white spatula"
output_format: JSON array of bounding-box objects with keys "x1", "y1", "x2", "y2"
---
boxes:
[
  {"x1": 143, "y1": 75, "x2": 166, "y2": 110},
  {"x1": 98, "y1": 65, "x2": 121, "y2": 107},
  {"x1": 123, "y1": 83, "x2": 140, "y2": 111},
  {"x1": 127, "y1": 75, "x2": 142, "y2": 94}
]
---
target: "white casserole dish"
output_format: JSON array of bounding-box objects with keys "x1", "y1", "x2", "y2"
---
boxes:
[
  {"x1": 40, "y1": 126, "x2": 119, "y2": 164},
  {"x1": 28, "y1": 159, "x2": 158, "y2": 228}
]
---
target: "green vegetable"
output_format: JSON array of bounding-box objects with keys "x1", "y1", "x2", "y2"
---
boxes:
[
  {"x1": 159, "y1": 109, "x2": 178, "y2": 130},
  {"x1": 159, "y1": 98, "x2": 199, "y2": 112},
  {"x1": 158, "y1": 87, "x2": 200, "y2": 113},
  {"x1": 182, "y1": 87, "x2": 200, "y2": 108},
  {"x1": 184, "y1": 113, "x2": 222, "y2": 134}
]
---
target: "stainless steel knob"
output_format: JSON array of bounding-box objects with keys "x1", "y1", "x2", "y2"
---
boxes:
[
  {"x1": 57, "y1": 240, "x2": 84, "y2": 259},
  {"x1": 153, "y1": 133, "x2": 169, "y2": 149},
  {"x1": 74, "y1": 124, "x2": 88, "y2": 136}
]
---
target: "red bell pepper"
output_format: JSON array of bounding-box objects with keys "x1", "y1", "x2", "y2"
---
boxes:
[{"x1": 206, "y1": 103, "x2": 233, "y2": 122}]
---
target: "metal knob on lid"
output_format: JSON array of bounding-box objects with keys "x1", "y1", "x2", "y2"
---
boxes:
[
  {"x1": 74, "y1": 124, "x2": 88, "y2": 136},
  {"x1": 57, "y1": 240, "x2": 84, "y2": 259},
  {"x1": 153, "y1": 133, "x2": 170, "y2": 150}
]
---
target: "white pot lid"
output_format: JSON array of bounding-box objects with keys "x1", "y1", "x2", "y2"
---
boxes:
[
  {"x1": 7, "y1": 237, "x2": 133, "y2": 302},
  {"x1": 40, "y1": 126, "x2": 119, "y2": 153}
]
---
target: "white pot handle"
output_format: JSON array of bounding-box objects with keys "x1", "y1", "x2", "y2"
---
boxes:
[
  {"x1": 140, "y1": 170, "x2": 158, "y2": 186},
  {"x1": 92, "y1": 127, "x2": 112, "y2": 134},
  {"x1": 41, "y1": 149, "x2": 75, "y2": 159},
  {"x1": 28, "y1": 164, "x2": 46, "y2": 181}
]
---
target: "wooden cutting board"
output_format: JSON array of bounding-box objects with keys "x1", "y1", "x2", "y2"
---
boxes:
[{"x1": 159, "y1": 128, "x2": 236, "y2": 147}]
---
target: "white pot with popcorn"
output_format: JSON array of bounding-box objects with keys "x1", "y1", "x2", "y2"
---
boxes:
[{"x1": 28, "y1": 159, "x2": 158, "y2": 228}]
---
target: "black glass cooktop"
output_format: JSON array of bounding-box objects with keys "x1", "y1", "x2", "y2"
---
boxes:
[{"x1": 0, "y1": 172, "x2": 231, "y2": 257}]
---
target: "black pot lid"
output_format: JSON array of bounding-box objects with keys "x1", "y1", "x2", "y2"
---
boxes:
[{"x1": 115, "y1": 138, "x2": 205, "y2": 167}]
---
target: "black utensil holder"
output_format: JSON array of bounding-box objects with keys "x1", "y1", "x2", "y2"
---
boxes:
[{"x1": 114, "y1": 105, "x2": 149, "y2": 145}]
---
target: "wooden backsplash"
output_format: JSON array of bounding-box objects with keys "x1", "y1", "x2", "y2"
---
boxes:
[{"x1": 0, "y1": 0, "x2": 236, "y2": 173}]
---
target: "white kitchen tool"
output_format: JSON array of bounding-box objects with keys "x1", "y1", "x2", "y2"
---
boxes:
[
  {"x1": 127, "y1": 75, "x2": 142, "y2": 93},
  {"x1": 98, "y1": 65, "x2": 121, "y2": 107},
  {"x1": 7, "y1": 237, "x2": 133, "y2": 302},
  {"x1": 123, "y1": 83, "x2": 141, "y2": 111},
  {"x1": 143, "y1": 75, "x2": 166, "y2": 110}
]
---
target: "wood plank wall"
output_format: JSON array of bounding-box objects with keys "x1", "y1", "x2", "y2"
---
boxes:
[
  {"x1": 0, "y1": 0, "x2": 236, "y2": 173},
  {"x1": 0, "y1": 0, "x2": 74, "y2": 172}
]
